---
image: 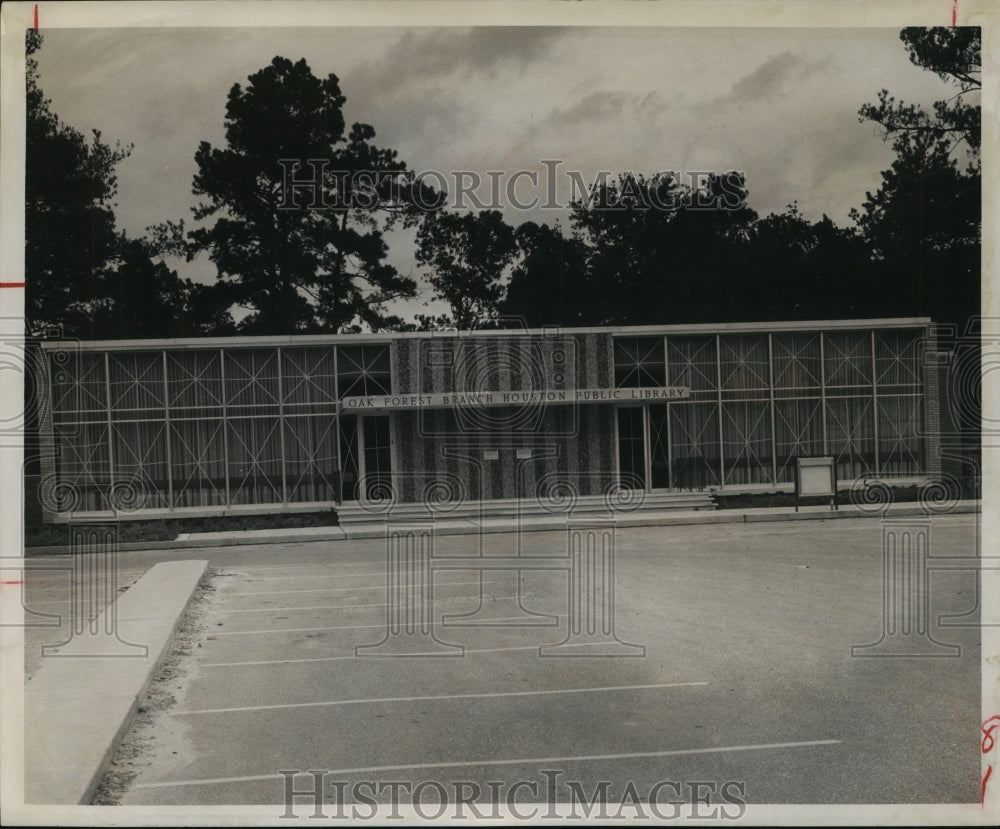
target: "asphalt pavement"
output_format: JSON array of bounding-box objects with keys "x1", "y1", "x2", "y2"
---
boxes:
[{"x1": 45, "y1": 513, "x2": 982, "y2": 811}]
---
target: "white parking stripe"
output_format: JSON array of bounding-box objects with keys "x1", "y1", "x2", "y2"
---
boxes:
[
  {"x1": 219, "y1": 571, "x2": 386, "y2": 582},
  {"x1": 173, "y1": 682, "x2": 708, "y2": 715},
  {"x1": 219, "y1": 578, "x2": 504, "y2": 598},
  {"x1": 218, "y1": 562, "x2": 376, "y2": 572},
  {"x1": 209, "y1": 602, "x2": 390, "y2": 614},
  {"x1": 208, "y1": 615, "x2": 567, "y2": 637},
  {"x1": 222, "y1": 584, "x2": 395, "y2": 597},
  {"x1": 209, "y1": 580, "x2": 505, "y2": 612},
  {"x1": 200, "y1": 641, "x2": 583, "y2": 667},
  {"x1": 213, "y1": 623, "x2": 388, "y2": 636},
  {"x1": 133, "y1": 740, "x2": 840, "y2": 789}
]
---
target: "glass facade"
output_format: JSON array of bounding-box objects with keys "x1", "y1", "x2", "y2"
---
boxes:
[
  {"x1": 39, "y1": 321, "x2": 933, "y2": 518},
  {"x1": 46, "y1": 343, "x2": 391, "y2": 513},
  {"x1": 613, "y1": 326, "x2": 926, "y2": 489}
]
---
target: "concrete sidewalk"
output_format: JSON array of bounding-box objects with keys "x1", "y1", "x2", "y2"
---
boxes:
[
  {"x1": 24, "y1": 559, "x2": 208, "y2": 804},
  {"x1": 24, "y1": 500, "x2": 981, "y2": 555}
]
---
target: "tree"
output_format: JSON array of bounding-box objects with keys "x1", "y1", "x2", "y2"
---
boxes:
[
  {"x1": 569, "y1": 172, "x2": 758, "y2": 325},
  {"x1": 189, "y1": 56, "x2": 439, "y2": 334},
  {"x1": 854, "y1": 26, "x2": 980, "y2": 328},
  {"x1": 502, "y1": 222, "x2": 592, "y2": 327},
  {"x1": 26, "y1": 30, "x2": 127, "y2": 336},
  {"x1": 850, "y1": 134, "x2": 979, "y2": 324},
  {"x1": 25, "y1": 31, "x2": 193, "y2": 339},
  {"x1": 855, "y1": 26, "x2": 981, "y2": 479},
  {"x1": 741, "y1": 205, "x2": 876, "y2": 321},
  {"x1": 859, "y1": 27, "x2": 980, "y2": 157},
  {"x1": 415, "y1": 209, "x2": 517, "y2": 330}
]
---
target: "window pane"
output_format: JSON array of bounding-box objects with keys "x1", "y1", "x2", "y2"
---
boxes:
[
  {"x1": 285, "y1": 415, "x2": 339, "y2": 503},
  {"x1": 773, "y1": 399, "x2": 824, "y2": 483},
  {"x1": 826, "y1": 396, "x2": 875, "y2": 481},
  {"x1": 824, "y1": 332, "x2": 872, "y2": 389},
  {"x1": 108, "y1": 352, "x2": 164, "y2": 419},
  {"x1": 874, "y1": 330, "x2": 923, "y2": 392},
  {"x1": 338, "y1": 345, "x2": 391, "y2": 397},
  {"x1": 666, "y1": 336, "x2": 717, "y2": 396},
  {"x1": 224, "y1": 349, "x2": 281, "y2": 409},
  {"x1": 719, "y1": 335, "x2": 769, "y2": 399},
  {"x1": 166, "y1": 350, "x2": 224, "y2": 415},
  {"x1": 614, "y1": 337, "x2": 665, "y2": 388},
  {"x1": 668, "y1": 402, "x2": 720, "y2": 488},
  {"x1": 878, "y1": 395, "x2": 923, "y2": 476},
  {"x1": 772, "y1": 333, "x2": 821, "y2": 394},
  {"x1": 226, "y1": 417, "x2": 283, "y2": 504},
  {"x1": 282, "y1": 347, "x2": 337, "y2": 406},
  {"x1": 720, "y1": 401, "x2": 772, "y2": 485}
]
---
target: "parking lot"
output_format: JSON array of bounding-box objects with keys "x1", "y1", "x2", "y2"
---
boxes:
[
  {"x1": 40, "y1": 514, "x2": 981, "y2": 810},
  {"x1": 19, "y1": 557, "x2": 148, "y2": 680}
]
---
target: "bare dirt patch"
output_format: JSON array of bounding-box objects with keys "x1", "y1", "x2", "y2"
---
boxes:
[{"x1": 91, "y1": 574, "x2": 223, "y2": 805}]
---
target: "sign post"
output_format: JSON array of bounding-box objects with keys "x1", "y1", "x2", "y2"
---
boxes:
[{"x1": 794, "y1": 456, "x2": 838, "y2": 512}]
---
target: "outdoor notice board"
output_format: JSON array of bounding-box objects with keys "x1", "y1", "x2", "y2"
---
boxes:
[{"x1": 795, "y1": 456, "x2": 838, "y2": 511}]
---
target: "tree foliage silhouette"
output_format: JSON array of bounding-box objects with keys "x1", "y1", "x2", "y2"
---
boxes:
[
  {"x1": 853, "y1": 26, "x2": 980, "y2": 328},
  {"x1": 859, "y1": 27, "x2": 980, "y2": 156},
  {"x1": 25, "y1": 31, "x2": 193, "y2": 339},
  {"x1": 189, "y1": 56, "x2": 440, "y2": 334},
  {"x1": 415, "y1": 210, "x2": 517, "y2": 330},
  {"x1": 502, "y1": 221, "x2": 591, "y2": 327},
  {"x1": 567, "y1": 172, "x2": 758, "y2": 325}
]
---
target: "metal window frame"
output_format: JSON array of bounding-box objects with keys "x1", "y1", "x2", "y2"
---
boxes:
[{"x1": 103, "y1": 352, "x2": 115, "y2": 513}]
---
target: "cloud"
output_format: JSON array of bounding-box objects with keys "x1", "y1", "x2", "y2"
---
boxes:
[
  {"x1": 540, "y1": 89, "x2": 668, "y2": 131},
  {"x1": 717, "y1": 51, "x2": 830, "y2": 104},
  {"x1": 352, "y1": 27, "x2": 566, "y2": 99},
  {"x1": 545, "y1": 91, "x2": 628, "y2": 128},
  {"x1": 356, "y1": 84, "x2": 479, "y2": 162}
]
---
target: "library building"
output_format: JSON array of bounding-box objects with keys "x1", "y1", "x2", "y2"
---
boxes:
[{"x1": 35, "y1": 317, "x2": 943, "y2": 523}]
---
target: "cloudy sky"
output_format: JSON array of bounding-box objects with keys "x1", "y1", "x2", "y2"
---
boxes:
[{"x1": 32, "y1": 23, "x2": 963, "y2": 319}]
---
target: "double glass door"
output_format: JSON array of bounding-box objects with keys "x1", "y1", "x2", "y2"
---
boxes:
[
  {"x1": 616, "y1": 405, "x2": 671, "y2": 491},
  {"x1": 616, "y1": 407, "x2": 647, "y2": 490},
  {"x1": 338, "y1": 414, "x2": 392, "y2": 502}
]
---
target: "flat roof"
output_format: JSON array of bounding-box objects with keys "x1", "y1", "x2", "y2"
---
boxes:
[{"x1": 39, "y1": 317, "x2": 933, "y2": 352}]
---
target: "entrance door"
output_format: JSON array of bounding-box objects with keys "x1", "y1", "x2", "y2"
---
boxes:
[
  {"x1": 648, "y1": 404, "x2": 671, "y2": 490},
  {"x1": 338, "y1": 414, "x2": 393, "y2": 502},
  {"x1": 338, "y1": 414, "x2": 360, "y2": 502},
  {"x1": 361, "y1": 414, "x2": 392, "y2": 501},
  {"x1": 616, "y1": 407, "x2": 647, "y2": 490}
]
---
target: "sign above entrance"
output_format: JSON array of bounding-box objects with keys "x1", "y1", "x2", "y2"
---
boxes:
[{"x1": 339, "y1": 387, "x2": 690, "y2": 411}]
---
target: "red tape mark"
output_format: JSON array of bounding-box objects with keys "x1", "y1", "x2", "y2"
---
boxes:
[
  {"x1": 33, "y1": 4, "x2": 38, "y2": 31},
  {"x1": 953, "y1": 0, "x2": 958, "y2": 27},
  {"x1": 0, "y1": 283, "x2": 26, "y2": 288},
  {"x1": 0, "y1": 580, "x2": 23, "y2": 585}
]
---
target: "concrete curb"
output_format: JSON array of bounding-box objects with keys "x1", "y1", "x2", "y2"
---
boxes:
[
  {"x1": 23, "y1": 502, "x2": 981, "y2": 555},
  {"x1": 24, "y1": 559, "x2": 208, "y2": 804},
  {"x1": 334, "y1": 502, "x2": 980, "y2": 538}
]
